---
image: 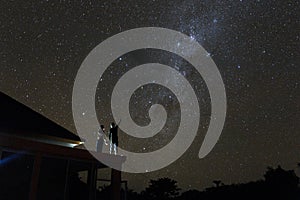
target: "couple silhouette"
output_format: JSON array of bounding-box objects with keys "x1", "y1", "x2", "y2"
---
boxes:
[{"x1": 97, "y1": 121, "x2": 119, "y2": 155}]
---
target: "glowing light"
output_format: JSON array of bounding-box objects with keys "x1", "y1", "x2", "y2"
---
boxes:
[{"x1": 0, "y1": 152, "x2": 25, "y2": 166}]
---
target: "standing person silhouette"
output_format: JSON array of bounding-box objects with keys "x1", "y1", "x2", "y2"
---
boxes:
[
  {"x1": 96, "y1": 125, "x2": 106, "y2": 153},
  {"x1": 109, "y1": 121, "x2": 120, "y2": 155}
]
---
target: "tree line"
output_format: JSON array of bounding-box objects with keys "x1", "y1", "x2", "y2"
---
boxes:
[{"x1": 98, "y1": 164, "x2": 300, "y2": 200}]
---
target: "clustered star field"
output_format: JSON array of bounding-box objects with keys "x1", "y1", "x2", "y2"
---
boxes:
[{"x1": 0, "y1": 0, "x2": 299, "y2": 191}]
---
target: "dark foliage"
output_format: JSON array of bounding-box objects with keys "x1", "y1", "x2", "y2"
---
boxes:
[
  {"x1": 141, "y1": 178, "x2": 181, "y2": 200},
  {"x1": 97, "y1": 165, "x2": 300, "y2": 200}
]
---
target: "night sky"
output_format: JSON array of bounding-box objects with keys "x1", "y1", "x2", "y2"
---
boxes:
[{"x1": 0, "y1": 0, "x2": 299, "y2": 191}]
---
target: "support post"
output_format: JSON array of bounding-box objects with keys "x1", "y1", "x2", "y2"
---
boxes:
[
  {"x1": 29, "y1": 153, "x2": 42, "y2": 200},
  {"x1": 110, "y1": 168, "x2": 121, "y2": 200}
]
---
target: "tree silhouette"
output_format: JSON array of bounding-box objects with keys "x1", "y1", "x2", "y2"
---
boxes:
[
  {"x1": 177, "y1": 166, "x2": 300, "y2": 200},
  {"x1": 213, "y1": 180, "x2": 222, "y2": 187},
  {"x1": 95, "y1": 165, "x2": 300, "y2": 200},
  {"x1": 264, "y1": 165, "x2": 299, "y2": 198},
  {"x1": 264, "y1": 165, "x2": 299, "y2": 187},
  {"x1": 179, "y1": 189, "x2": 202, "y2": 200},
  {"x1": 141, "y1": 178, "x2": 181, "y2": 200}
]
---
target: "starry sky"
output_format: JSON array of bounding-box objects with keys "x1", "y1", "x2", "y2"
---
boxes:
[{"x1": 0, "y1": 0, "x2": 299, "y2": 191}]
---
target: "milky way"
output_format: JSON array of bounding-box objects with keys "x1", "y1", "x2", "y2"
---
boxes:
[{"x1": 0, "y1": 0, "x2": 299, "y2": 191}]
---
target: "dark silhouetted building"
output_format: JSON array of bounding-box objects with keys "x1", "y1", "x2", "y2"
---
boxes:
[{"x1": 0, "y1": 91, "x2": 125, "y2": 200}]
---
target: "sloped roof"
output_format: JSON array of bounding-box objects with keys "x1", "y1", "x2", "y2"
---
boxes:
[{"x1": 0, "y1": 91, "x2": 81, "y2": 142}]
